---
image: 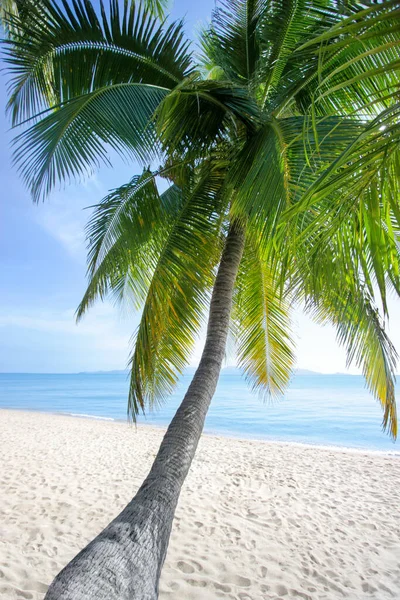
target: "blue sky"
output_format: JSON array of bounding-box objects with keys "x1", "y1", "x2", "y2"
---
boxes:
[{"x1": 1, "y1": 0, "x2": 400, "y2": 374}]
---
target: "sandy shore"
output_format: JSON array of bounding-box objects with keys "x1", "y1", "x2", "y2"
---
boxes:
[{"x1": 1, "y1": 409, "x2": 399, "y2": 600}]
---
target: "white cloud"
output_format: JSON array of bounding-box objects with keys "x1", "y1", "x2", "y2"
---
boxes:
[{"x1": 0, "y1": 302, "x2": 134, "y2": 355}]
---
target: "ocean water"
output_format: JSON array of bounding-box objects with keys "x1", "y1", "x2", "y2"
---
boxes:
[{"x1": 0, "y1": 370, "x2": 398, "y2": 453}]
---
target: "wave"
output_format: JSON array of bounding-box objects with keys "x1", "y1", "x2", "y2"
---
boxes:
[{"x1": 65, "y1": 412, "x2": 116, "y2": 422}]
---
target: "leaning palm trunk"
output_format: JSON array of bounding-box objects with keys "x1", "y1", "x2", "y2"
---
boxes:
[{"x1": 44, "y1": 222, "x2": 245, "y2": 600}]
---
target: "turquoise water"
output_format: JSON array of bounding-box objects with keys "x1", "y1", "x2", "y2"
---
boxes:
[{"x1": 0, "y1": 370, "x2": 398, "y2": 452}]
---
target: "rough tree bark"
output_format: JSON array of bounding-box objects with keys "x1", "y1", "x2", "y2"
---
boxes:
[{"x1": 44, "y1": 221, "x2": 246, "y2": 600}]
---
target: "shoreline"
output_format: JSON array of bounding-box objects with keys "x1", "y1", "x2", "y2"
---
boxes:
[{"x1": 1, "y1": 406, "x2": 399, "y2": 457}]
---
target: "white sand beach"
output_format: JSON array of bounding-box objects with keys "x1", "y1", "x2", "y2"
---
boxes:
[{"x1": 1, "y1": 409, "x2": 399, "y2": 600}]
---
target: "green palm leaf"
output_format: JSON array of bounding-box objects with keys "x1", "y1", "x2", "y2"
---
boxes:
[
  {"x1": 233, "y1": 235, "x2": 295, "y2": 397},
  {"x1": 3, "y1": 0, "x2": 192, "y2": 124},
  {"x1": 142, "y1": 0, "x2": 169, "y2": 20},
  {"x1": 156, "y1": 78, "x2": 260, "y2": 159},
  {"x1": 260, "y1": 0, "x2": 339, "y2": 105},
  {"x1": 281, "y1": 112, "x2": 400, "y2": 317},
  {"x1": 77, "y1": 169, "x2": 182, "y2": 319},
  {"x1": 288, "y1": 203, "x2": 399, "y2": 439},
  {"x1": 288, "y1": 104, "x2": 400, "y2": 214},
  {"x1": 307, "y1": 288, "x2": 398, "y2": 440},
  {"x1": 202, "y1": 0, "x2": 264, "y2": 85},
  {"x1": 128, "y1": 166, "x2": 226, "y2": 416},
  {"x1": 13, "y1": 82, "x2": 168, "y2": 200},
  {"x1": 298, "y1": 1, "x2": 400, "y2": 117},
  {"x1": 228, "y1": 118, "x2": 290, "y2": 241}
]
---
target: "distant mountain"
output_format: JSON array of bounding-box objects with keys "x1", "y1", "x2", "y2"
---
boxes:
[{"x1": 295, "y1": 368, "x2": 322, "y2": 375}]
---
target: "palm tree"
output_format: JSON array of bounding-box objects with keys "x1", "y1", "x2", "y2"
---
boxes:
[{"x1": 3, "y1": 0, "x2": 400, "y2": 598}]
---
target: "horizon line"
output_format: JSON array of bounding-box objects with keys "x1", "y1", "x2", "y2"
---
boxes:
[{"x1": 0, "y1": 368, "x2": 369, "y2": 377}]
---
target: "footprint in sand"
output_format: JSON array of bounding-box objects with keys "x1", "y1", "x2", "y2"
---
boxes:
[
  {"x1": 231, "y1": 575, "x2": 251, "y2": 588},
  {"x1": 214, "y1": 582, "x2": 231, "y2": 593},
  {"x1": 176, "y1": 559, "x2": 202, "y2": 574},
  {"x1": 176, "y1": 561, "x2": 194, "y2": 574},
  {"x1": 260, "y1": 566, "x2": 268, "y2": 578},
  {"x1": 275, "y1": 583, "x2": 289, "y2": 596},
  {"x1": 167, "y1": 581, "x2": 179, "y2": 591},
  {"x1": 187, "y1": 578, "x2": 207, "y2": 588}
]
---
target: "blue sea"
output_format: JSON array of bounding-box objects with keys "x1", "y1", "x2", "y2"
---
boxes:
[{"x1": 0, "y1": 370, "x2": 398, "y2": 453}]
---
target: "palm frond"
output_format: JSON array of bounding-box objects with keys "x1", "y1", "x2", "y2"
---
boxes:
[
  {"x1": 281, "y1": 115, "x2": 366, "y2": 200},
  {"x1": 141, "y1": 0, "x2": 169, "y2": 20},
  {"x1": 298, "y1": 1, "x2": 400, "y2": 118},
  {"x1": 307, "y1": 287, "x2": 398, "y2": 440},
  {"x1": 228, "y1": 118, "x2": 291, "y2": 241},
  {"x1": 0, "y1": 0, "x2": 27, "y2": 35},
  {"x1": 233, "y1": 234, "x2": 295, "y2": 397},
  {"x1": 202, "y1": 0, "x2": 265, "y2": 86},
  {"x1": 13, "y1": 82, "x2": 168, "y2": 201},
  {"x1": 128, "y1": 166, "x2": 226, "y2": 416},
  {"x1": 266, "y1": 1, "x2": 400, "y2": 120},
  {"x1": 289, "y1": 104, "x2": 400, "y2": 211},
  {"x1": 77, "y1": 169, "x2": 183, "y2": 320},
  {"x1": 287, "y1": 197, "x2": 399, "y2": 439},
  {"x1": 3, "y1": 0, "x2": 398, "y2": 442},
  {"x1": 3, "y1": 0, "x2": 192, "y2": 124},
  {"x1": 281, "y1": 111, "x2": 400, "y2": 314},
  {"x1": 259, "y1": 0, "x2": 339, "y2": 105},
  {"x1": 156, "y1": 78, "x2": 260, "y2": 159}
]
